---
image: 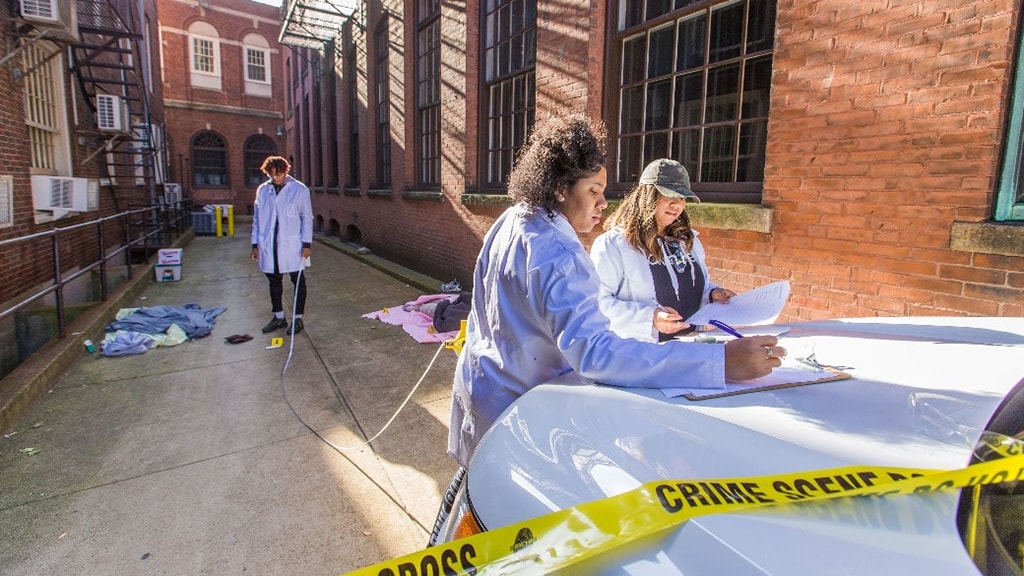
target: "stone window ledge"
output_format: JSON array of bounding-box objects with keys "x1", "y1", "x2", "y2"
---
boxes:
[
  {"x1": 950, "y1": 221, "x2": 1024, "y2": 257},
  {"x1": 461, "y1": 194, "x2": 773, "y2": 233},
  {"x1": 402, "y1": 190, "x2": 444, "y2": 202}
]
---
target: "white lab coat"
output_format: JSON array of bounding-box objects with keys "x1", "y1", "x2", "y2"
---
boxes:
[
  {"x1": 448, "y1": 204, "x2": 726, "y2": 468},
  {"x1": 251, "y1": 175, "x2": 313, "y2": 274},
  {"x1": 590, "y1": 227, "x2": 719, "y2": 342}
]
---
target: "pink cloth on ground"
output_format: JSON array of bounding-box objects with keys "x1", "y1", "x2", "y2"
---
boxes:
[{"x1": 362, "y1": 294, "x2": 461, "y2": 343}]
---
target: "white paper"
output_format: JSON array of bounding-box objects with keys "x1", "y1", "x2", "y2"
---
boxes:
[{"x1": 685, "y1": 281, "x2": 790, "y2": 327}]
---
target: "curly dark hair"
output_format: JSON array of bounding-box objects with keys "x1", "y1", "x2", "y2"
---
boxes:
[
  {"x1": 604, "y1": 183, "x2": 695, "y2": 261},
  {"x1": 260, "y1": 155, "x2": 290, "y2": 175},
  {"x1": 506, "y1": 111, "x2": 607, "y2": 211}
]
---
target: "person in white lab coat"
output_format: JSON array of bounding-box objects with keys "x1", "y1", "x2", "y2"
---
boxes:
[
  {"x1": 591, "y1": 158, "x2": 736, "y2": 342},
  {"x1": 430, "y1": 112, "x2": 784, "y2": 545},
  {"x1": 250, "y1": 156, "x2": 312, "y2": 336}
]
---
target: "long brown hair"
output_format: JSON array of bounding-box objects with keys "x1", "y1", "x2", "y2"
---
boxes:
[{"x1": 603, "y1": 184, "x2": 694, "y2": 262}]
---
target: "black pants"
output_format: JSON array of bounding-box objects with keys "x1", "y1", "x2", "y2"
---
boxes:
[{"x1": 266, "y1": 270, "x2": 306, "y2": 315}]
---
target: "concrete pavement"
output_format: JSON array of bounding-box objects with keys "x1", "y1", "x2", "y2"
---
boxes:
[{"x1": 0, "y1": 219, "x2": 462, "y2": 575}]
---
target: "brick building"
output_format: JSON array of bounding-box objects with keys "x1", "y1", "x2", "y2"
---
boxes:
[
  {"x1": 281, "y1": 0, "x2": 1024, "y2": 320},
  {"x1": 1, "y1": 0, "x2": 167, "y2": 376},
  {"x1": 158, "y1": 0, "x2": 287, "y2": 213}
]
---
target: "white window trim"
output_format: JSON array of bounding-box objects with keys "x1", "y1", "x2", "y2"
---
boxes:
[
  {"x1": 24, "y1": 42, "x2": 72, "y2": 176},
  {"x1": 189, "y1": 33, "x2": 221, "y2": 77},
  {"x1": 244, "y1": 46, "x2": 270, "y2": 84}
]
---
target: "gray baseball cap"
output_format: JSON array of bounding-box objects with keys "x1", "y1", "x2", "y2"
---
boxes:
[{"x1": 638, "y1": 159, "x2": 700, "y2": 202}]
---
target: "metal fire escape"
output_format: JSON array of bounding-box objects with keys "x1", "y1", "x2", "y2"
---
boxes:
[
  {"x1": 5, "y1": 0, "x2": 162, "y2": 212},
  {"x1": 71, "y1": 0, "x2": 160, "y2": 212}
]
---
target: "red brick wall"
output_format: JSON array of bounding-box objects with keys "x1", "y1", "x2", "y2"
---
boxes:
[
  {"x1": 306, "y1": 0, "x2": 1023, "y2": 319},
  {"x1": 159, "y1": 0, "x2": 286, "y2": 212},
  {"x1": 752, "y1": 0, "x2": 1023, "y2": 319}
]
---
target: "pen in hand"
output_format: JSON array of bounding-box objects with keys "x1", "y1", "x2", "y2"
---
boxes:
[{"x1": 709, "y1": 319, "x2": 745, "y2": 339}]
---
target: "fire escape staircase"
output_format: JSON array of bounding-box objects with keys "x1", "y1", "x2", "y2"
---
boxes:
[
  {"x1": 4, "y1": 0, "x2": 163, "y2": 213},
  {"x1": 70, "y1": 0, "x2": 160, "y2": 213}
]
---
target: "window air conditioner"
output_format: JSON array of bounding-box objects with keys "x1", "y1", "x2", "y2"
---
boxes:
[
  {"x1": 96, "y1": 95, "x2": 129, "y2": 132},
  {"x1": 164, "y1": 183, "x2": 182, "y2": 205},
  {"x1": 31, "y1": 175, "x2": 96, "y2": 213},
  {"x1": 19, "y1": 0, "x2": 78, "y2": 43}
]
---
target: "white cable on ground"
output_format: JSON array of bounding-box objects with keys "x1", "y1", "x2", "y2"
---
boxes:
[{"x1": 280, "y1": 266, "x2": 448, "y2": 451}]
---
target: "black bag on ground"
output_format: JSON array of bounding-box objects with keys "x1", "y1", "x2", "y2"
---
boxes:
[{"x1": 432, "y1": 292, "x2": 471, "y2": 333}]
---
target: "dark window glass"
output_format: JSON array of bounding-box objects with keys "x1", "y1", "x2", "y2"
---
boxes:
[
  {"x1": 348, "y1": 47, "x2": 360, "y2": 187},
  {"x1": 483, "y1": 0, "x2": 537, "y2": 187},
  {"x1": 244, "y1": 134, "x2": 277, "y2": 187},
  {"x1": 192, "y1": 131, "x2": 228, "y2": 187},
  {"x1": 614, "y1": 0, "x2": 776, "y2": 197},
  {"x1": 417, "y1": 2, "x2": 441, "y2": 186},
  {"x1": 375, "y1": 22, "x2": 391, "y2": 186}
]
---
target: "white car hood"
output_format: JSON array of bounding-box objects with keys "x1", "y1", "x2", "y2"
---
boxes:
[{"x1": 466, "y1": 317, "x2": 1024, "y2": 575}]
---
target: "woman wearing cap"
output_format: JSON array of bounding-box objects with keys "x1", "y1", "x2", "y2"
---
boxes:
[{"x1": 591, "y1": 158, "x2": 736, "y2": 342}]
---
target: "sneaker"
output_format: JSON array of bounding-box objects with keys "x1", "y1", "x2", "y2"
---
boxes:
[
  {"x1": 289, "y1": 318, "x2": 304, "y2": 336},
  {"x1": 440, "y1": 279, "x2": 462, "y2": 294},
  {"x1": 262, "y1": 317, "x2": 288, "y2": 333}
]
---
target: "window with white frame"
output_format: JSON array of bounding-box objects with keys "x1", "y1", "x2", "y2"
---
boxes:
[
  {"x1": 0, "y1": 176, "x2": 13, "y2": 228},
  {"x1": 193, "y1": 38, "x2": 215, "y2": 72},
  {"x1": 246, "y1": 48, "x2": 267, "y2": 82},
  {"x1": 24, "y1": 42, "x2": 71, "y2": 176},
  {"x1": 243, "y1": 33, "x2": 272, "y2": 97},
  {"x1": 189, "y1": 21, "x2": 222, "y2": 90}
]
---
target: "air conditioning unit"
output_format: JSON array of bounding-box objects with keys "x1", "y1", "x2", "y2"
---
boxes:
[
  {"x1": 164, "y1": 183, "x2": 182, "y2": 205},
  {"x1": 19, "y1": 0, "x2": 78, "y2": 43},
  {"x1": 96, "y1": 95, "x2": 129, "y2": 133},
  {"x1": 31, "y1": 175, "x2": 96, "y2": 213}
]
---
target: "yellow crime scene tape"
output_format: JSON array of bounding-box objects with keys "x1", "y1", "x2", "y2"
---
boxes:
[{"x1": 344, "y1": 444, "x2": 1024, "y2": 576}]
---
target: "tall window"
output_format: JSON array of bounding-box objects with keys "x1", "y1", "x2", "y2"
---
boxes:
[
  {"x1": 24, "y1": 42, "x2": 70, "y2": 175},
  {"x1": 374, "y1": 21, "x2": 392, "y2": 186},
  {"x1": 997, "y1": 26, "x2": 1024, "y2": 221},
  {"x1": 417, "y1": 0, "x2": 441, "y2": 187},
  {"x1": 244, "y1": 135, "x2": 277, "y2": 186},
  {"x1": 193, "y1": 38, "x2": 215, "y2": 72},
  {"x1": 614, "y1": 0, "x2": 776, "y2": 201},
  {"x1": 483, "y1": 0, "x2": 537, "y2": 187},
  {"x1": 348, "y1": 46, "x2": 360, "y2": 187},
  {"x1": 246, "y1": 48, "x2": 267, "y2": 82},
  {"x1": 192, "y1": 131, "x2": 228, "y2": 186},
  {"x1": 189, "y1": 21, "x2": 222, "y2": 90}
]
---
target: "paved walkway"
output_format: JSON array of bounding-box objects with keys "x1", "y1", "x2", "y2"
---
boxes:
[{"x1": 0, "y1": 221, "x2": 461, "y2": 575}]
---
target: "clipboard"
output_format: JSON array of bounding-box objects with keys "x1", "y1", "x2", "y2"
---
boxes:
[
  {"x1": 662, "y1": 357, "x2": 853, "y2": 400},
  {"x1": 679, "y1": 368, "x2": 851, "y2": 400}
]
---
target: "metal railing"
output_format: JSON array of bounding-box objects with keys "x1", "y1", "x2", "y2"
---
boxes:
[{"x1": 0, "y1": 204, "x2": 191, "y2": 340}]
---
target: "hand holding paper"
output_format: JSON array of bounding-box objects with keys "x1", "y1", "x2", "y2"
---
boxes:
[{"x1": 686, "y1": 281, "x2": 790, "y2": 326}]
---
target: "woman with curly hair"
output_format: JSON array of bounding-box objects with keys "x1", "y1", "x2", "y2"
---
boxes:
[
  {"x1": 591, "y1": 158, "x2": 736, "y2": 342},
  {"x1": 445, "y1": 113, "x2": 782, "y2": 467},
  {"x1": 431, "y1": 111, "x2": 784, "y2": 545}
]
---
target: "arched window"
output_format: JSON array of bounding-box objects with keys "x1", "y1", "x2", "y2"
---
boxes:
[
  {"x1": 188, "y1": 21, "x2": 222, "y2": 90},
  {"x1": 192, "y1": 131, "x2": 228, "y2": 186},
  {"x1": 244, "y1": 134, "x2": 277, "y2": 186},
  {"x1": 243, "y1": 33, "x2": 272, "y2": 97}
]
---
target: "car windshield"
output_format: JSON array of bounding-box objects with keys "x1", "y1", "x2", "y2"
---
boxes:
[{"x1": 958, "y1": 378, "x2": 1024, "y2": 576}]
